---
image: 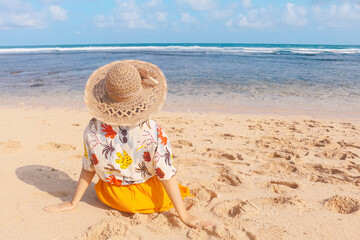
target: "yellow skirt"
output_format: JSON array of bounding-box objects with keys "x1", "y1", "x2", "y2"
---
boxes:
[{"x1": 95, "y1": 176, "x2": 192, "y2": 213}]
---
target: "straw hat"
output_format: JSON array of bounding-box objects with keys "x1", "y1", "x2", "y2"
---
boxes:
[{"x1": 84, "y1": 60, "x2": 167, "y2": 126}]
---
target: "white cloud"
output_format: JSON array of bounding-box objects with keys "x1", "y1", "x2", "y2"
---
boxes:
[
  {"x1": 284, "y1": 3, "x2": 307, "y2": 26},
  {"x1": 48, "y1": 5, "x2": 67, "y2": 21},
  {"x1": 228, "y1": 8, "x2": 273, "y2": 28},
  {"x1": 94, "y1": 15, "x2": 114, "y2": 28},
  {"x1": 156, "y1": 11, "x2": 167, "y2": 22},
  {"x1": 0, "y1": 0, "x2": 70, "y2": 30},
  {"x1": 146, "y1": 0, "x2": 161, "y2": 7},
  {"x1": 180, "y1": 12, "x2": 196, "y2": 23},
  {"x1": 2, "y1": 14, "x2": 44, "y2": 28},
  {"x1": 41, "y1": 0, "x2": 62, "y2": 4},
  {"x1": 179, "y1": 0, "x2": 216, "y2": 11},
  {"x1": 94, "y1": 0, "x2": 168, "y2": 29},
  {"x1": 213, "y1": 10, "x2": 232, "y2": 19},
  {"x1": 116, "y1": 0, "x2": 155, "y2": 29},
  {"x1": 313, "y1": 3, "x2": 360, "y2": 27},
  {"x1": 0, "y1": 0, "x2": 46, "y2": 29},
  {"x1": 243, "y1": 0, "x2": 251, "y2": 9}
]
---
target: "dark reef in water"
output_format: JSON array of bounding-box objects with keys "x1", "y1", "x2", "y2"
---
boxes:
[{"x1": 30, "y1": 83, "x2": 45, "y2": 88}]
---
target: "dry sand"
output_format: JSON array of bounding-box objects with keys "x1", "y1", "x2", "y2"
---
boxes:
[{"x1": 0, "y1": 106, "x2": 359, "y2": 240}]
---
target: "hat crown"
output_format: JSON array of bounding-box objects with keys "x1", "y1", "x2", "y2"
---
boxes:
[{"x1": 105, "y1": 63, "x2": 142, "y2": 101}]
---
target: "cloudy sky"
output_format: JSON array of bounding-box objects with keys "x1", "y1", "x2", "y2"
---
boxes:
[{"x1": 0, "y1": 0, "x2": 360, "y2": 46}]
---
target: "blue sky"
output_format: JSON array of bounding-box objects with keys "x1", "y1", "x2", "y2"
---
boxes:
[{"x1": 0, "y1": 0, "x2": 360, "y2": 46}]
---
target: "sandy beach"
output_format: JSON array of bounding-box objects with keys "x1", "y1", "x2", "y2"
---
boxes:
[{"x1": 1, "y1": 106, "x2": 359, "y2": 240}]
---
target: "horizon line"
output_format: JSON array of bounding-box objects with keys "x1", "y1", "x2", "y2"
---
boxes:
[{"x1": 1, "y1": 42, "x2": 360, "y2": 48}]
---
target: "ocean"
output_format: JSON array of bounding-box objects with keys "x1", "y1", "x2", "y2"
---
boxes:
[{"x1": 0, "y1": 43, "x2": 359, "y2": 117}]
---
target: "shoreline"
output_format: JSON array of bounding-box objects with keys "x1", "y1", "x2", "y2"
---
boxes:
[{"x1": 1, "y1": 103, "x2": 359, "y2": 122}]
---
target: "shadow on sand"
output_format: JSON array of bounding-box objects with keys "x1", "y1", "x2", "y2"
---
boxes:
[{"x1": 15, "y1": 164, "x2": 109, "y2": 210}]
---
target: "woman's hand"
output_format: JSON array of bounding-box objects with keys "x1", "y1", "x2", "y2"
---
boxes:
[
  {"x1": 44, "y1": 201, "x2": 76, "y2": 213},
  {"x1": 44, "y1": 168, "x2": 95, "y2": 213},
  {"x1": 181, "y1": 214, "x2": 214, "y2": 229},
  {"x1": 160, "y1": 177, "x2": 215, "y2": 229}
]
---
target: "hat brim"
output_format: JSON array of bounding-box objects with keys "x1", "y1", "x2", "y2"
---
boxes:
[{"x1": 84, "y1": 60, "x2": 167, "y2": 126}]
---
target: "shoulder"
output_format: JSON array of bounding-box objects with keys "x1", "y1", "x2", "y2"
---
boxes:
[
  {"x1": 147, "y1": 120, "x2": 167, "y2": 136},
  {"x1": 138, "y1": 119, "x2": 158, "y2": 131},
  {"x1": 147, "y1": 119, "x2": 167, "y2": 130},
  {"x1": 84, "y1": 118, "x2": 100, "y2": 134}
]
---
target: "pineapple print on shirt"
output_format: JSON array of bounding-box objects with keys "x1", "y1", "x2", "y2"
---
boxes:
[{"x1": 115, "y1": 150, "x2": 133, "y2": 169}]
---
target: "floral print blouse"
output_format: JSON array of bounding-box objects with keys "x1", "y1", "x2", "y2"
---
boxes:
[{"x1": 82, "y1": 118, "x2": 176, "y2": 186}]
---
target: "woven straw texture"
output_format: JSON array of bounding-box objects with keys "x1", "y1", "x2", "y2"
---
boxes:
[{"x1": 84, "y1": 60, "x2": 167, "y2": 126}]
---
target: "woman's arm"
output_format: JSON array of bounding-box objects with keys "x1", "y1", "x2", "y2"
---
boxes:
[
  {"x1": 44, "y1": 168, "x2": 96, "y2": 212},
  {"x1": 160, "y1": 177, "x2": 214, "y2": 229}
]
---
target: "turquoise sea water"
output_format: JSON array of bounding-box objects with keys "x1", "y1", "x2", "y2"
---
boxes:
[{"x1": 0, "y1": 43, "x2": 359, "y2": 117}]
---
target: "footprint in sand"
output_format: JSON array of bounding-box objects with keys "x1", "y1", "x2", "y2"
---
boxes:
[
  {"x1": 308, "y1": 174, "x2": 358, "y2": 186},
  {"x1": 340, "y1": 122, "x2": 357, "y2": 130},
  {"x1": 203, "y1": 148, "x2": 242, "y2": 161},
  {"x1": 316, "y1": 149, "x2": 359, "y2": 160},
  {"x1": 218, "y1": 173, "x2": 242, "y2": 186},
  {"x1": 324, "y1": 195, "x2": 359, "y2": 214},
  {"x1": 307, "y1": 164, "x2": 360, "y2": 186},
  {"x1": 167, "y1": 127, "x2": 184, "y2": 135},
  {"x1": 172, "y1": 139, "x2": 193, "y2": 149},
  {"x1": 268, "y1": 151, "x2": 294, "y2": 161},
  {"x1": 248, "y1": 124, "x2": 263, "y2": 131},
  {"x1": 346, "y1": 161, "x2": 360, "y2": 173},
  {"x1": 211, "y1": 200, "x2": 258, "y2": 219},
  {"x1": 337, "y1": 141, "x2": 360, "y2": 149},
  {"x1": 274, "y1": 120, "x2": 287, "y2": 127},
  {"x1": 308, "y1": 164, "x2": 346, "y2": 175},
  {"x1": 304, "y1": 120, "x2": 320, "y2": 128},
  {"x1": 267, "y1": 180, "x2": 299, "y2": 193},
  {"x1": 191, "y1": 187, "x2": 217, "y2": 206},
  {"x1": 0, "y1": 141, "x2": 22, "y2": 152},
  {"x1": 220, "y1": 133, "x2": 235, "y2": 140},
  {"x1": 321, "y1": 125, "x2": 334, "y2": 133},
  {"x1": 288, "y1": 125, "x2": 303, "y2": 134},
  {"x1": 262, "y1": 160, "x2": 298, "y2": 175},
  {"x1": 216, "y1": 166, "x2": 243, "y2": 186},
  {"x1": 37, "y1": 142, "x2": 76, "y2": 151},
  {"x1": 255, "y1": 196, "x2": 304, "y2": 207},
  {"x1": 268, "y1": 180, "x2": 299, "y2": 189},
  {"x1": 255, "y1": 137, "x2": 283, "y2": 149},
  {"x1": 310, "y1": 136, "x2": 333, "y2": 147}
]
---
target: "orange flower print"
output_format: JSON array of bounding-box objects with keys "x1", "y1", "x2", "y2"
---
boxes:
[
  {"x1": 91, "y1": 153, "x2": 99, "y2": 165},
  {"x1": 157, "y1": 125, "x2": 167, "y2": 145},
  {"x1": 155, "y1": 167, "x2": 165, "y2": 179},
  {"x1": 101, "y1": 123, "x2": 116, "y2": 139},
  {"x1": 106, "y1": 175, "x2": 122, "y2": 186},
  {"x1": 143, "y1": 151, "x2": 151, "y2": 162}
]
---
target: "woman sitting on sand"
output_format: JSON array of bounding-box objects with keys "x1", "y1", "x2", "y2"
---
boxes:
[{"x1": 44, "y1": 60, "x2": 213, "y2": 229}]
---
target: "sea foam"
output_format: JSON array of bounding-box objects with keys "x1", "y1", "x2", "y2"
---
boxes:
[{"x1": 1, "y1": 44, "x2": 360, "y2": 55}]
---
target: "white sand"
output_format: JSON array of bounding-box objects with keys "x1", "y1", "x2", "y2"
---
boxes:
[{"x1": 0, "y1": 107, "x2": 359, "y2": 240}]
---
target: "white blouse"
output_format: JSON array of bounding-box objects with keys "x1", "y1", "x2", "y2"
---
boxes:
[{"x1": 82, "y1": 118, "x2": 177, "y2": 186}]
